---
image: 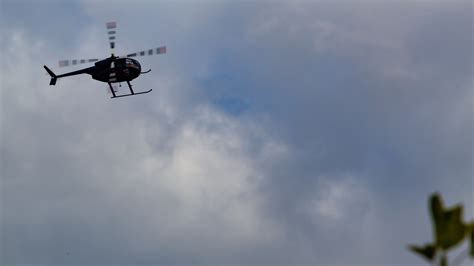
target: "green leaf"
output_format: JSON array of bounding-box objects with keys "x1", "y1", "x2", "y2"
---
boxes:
[
  {"x1": 409, "y1": 243, "x2": 436, "y2": 261},
  {"x1": 440, "y1": 205, "x2": 467, "y2": 249},
  {"x1": 430, "y1": 193, "x2": 468, "y2": 250},
  {"x1": 430, "y1": 193, "x2": 444, "y2": 225}
]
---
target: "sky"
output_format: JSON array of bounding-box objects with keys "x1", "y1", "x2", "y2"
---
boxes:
[{"x1": 0, "y1": 0, "x2": 473, "y2": 265}]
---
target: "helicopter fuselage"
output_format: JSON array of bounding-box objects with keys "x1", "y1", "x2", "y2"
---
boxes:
[
  {"x1": 91, "y1": 57, "x2": 142, "y2": 83},
  {"x1": 46, "y1": 56, "x2": 143, "y2": 85}
]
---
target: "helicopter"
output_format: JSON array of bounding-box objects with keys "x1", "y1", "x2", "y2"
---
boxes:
[{"x1": 43, "y1": 21, "x2": 166, "y2": 98}]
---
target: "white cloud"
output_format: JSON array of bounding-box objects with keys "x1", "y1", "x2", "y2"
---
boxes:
[
  {"x1": 309, "y1": 174, "x2": 372, "y2": 223},
  {"x1": 144, "y1": 105, "x2": 281, "y2": 241}
]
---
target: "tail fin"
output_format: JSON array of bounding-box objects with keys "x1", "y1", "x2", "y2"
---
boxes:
[{"x1": 43, "y1": 65, "x2": 57, "y2": 85}]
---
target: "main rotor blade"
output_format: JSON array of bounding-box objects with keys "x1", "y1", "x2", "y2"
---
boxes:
[
  {"x1": 58, "y1": 58, "x2": 99, "y2": 67},
  {"x1": 106, "y1": 21, "x2": 117, "y2": 56},
  {"x1": 125, "y1": 46, "x2": 166, "y2": 58}
]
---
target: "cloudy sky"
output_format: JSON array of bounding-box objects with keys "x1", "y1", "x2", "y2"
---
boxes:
[{"x1": 1, "y1": 0, "x2": 472, "y2": 265}]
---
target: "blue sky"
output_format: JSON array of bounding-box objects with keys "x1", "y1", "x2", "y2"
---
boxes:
[{"x1": 1, "y1": 0, "x2": 473, "y2": 265}]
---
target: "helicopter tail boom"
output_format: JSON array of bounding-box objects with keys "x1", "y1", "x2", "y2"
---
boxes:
[
  {"x1": 44, "y1": 65, "x2": 95, "y2": 85},
  {"x1": 44, "y1": 65, "x2": 57, "y2": 85}
]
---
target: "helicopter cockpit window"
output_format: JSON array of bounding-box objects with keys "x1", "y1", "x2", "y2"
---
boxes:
[
  {"x1": 125, "y1": 58, "x2": 140, "y2": 70},
  {"x1": 125, "y1": 58, "x2": 136, "y2": 66}
]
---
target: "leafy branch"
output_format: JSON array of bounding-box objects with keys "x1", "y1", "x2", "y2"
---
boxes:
[{"x1": 409, "y1": 193, "x2": 474, "y2": 266}]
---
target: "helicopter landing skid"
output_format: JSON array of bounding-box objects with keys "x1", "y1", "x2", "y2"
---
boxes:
[{"x1": 109, "y1": 81, "x2": 152, "y2": 99}]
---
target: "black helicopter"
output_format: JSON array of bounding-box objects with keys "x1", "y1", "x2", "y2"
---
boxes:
[{"x1": 44, "y1": 22, "x2": 166, "y2": 98}]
